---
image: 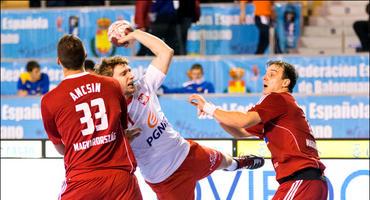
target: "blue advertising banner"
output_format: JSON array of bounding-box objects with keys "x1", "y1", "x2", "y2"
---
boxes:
[
  {"x1": 0, "y1": 95, "x2": 368, "y2": 139},
  {"x1": 1, "y1": 7, "x2": 134, "y2": 58},
  {"x1": 1, "y1": 96, "x2": 44, "y2": 139},
  {"x1": 215, "y1": 54, "x2": 370, "y2": 94},
  {"x1": 1, "y1": 3, "x2": 300, "y2": 58},
  {"x1": 1, "y1": 55, "x2": 368, "y2": 95},
  {"x1": 187, "y1": 3, "x2": 259, "y2": 55}
]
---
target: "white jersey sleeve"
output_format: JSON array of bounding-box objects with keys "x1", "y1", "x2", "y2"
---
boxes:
[{"x1": 142, "y1": 64, "x2": 165, "y2": 92}]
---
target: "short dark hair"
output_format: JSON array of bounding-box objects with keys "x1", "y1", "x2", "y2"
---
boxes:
[
  {"x1": 26, "y1": 60, "x2": 40, "y2": 72},
  {"x1": 266, "y1": 60, "x2": 298, "y2": 93},
  {"x1": 57, "y1": 34, "x2": 86, "y2": 70},
  {"x1": 95, "y1": 56, "x2": 129, "y2": 77},
  {"x1": 84, "y1": 59, "x2": 95, "y2": 71},
  {"x1": 190, "y1": 63, "x2": 203, "y2": 74}
]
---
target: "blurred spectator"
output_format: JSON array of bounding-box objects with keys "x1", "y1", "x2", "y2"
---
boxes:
[
  {"x1": 29, "y1": 0, "x2": 40, "y2": 7},
  {"x1": 177, "y1": 0, "x2": 201, "y2": 55},
  {"x1": 274, "y1": 3, "x2": 299, "y2": 54},
  {"x1": 240, "y1": 0, "x2": 275, "y2": 54},
  {"x1": 84, "y1": 59, "x2": 97, "y2": 74},
  {"x1": 283, "y1": 5, "x2": 297, "y2": 51},
  {"x1": 162, "y1": 63, "x2": 215, "y2": 93},
  {"x1": 135, "y1": 0, "x2": 177, "y2": 56},
  {"x1": 353, "y1": 3, "x2": 369, "y2": 52},
  {"x1": 17, "y1": 60, "x2": 49, "y2": 96},
  {"x1": 135, "y1": 0, "x2": 200, "y2": 56}
]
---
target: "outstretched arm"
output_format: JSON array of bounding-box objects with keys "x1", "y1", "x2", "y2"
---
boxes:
[
  {"x1": 219, "y1": 122, "x2": 254, "y2": 138},
  {"x1": 189, "y1": 94, "x2": 262, "y2": 129},
  {"x1": 215, "y1": 110, "x2": 261, "y2": 128},
  {"x1": 118, "y1": 30, "x2": 174, "y2": 74}
]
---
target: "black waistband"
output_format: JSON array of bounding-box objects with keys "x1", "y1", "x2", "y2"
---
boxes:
[{"x1": 278, "y1": 168, "x2": 324, "y2": 184}]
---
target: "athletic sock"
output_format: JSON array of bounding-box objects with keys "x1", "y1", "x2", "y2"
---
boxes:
[{"x1": 225, "y1": 159, "x2": 238, "y2": 171}]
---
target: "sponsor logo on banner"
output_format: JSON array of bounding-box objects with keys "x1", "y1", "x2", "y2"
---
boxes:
[{"x1": 91, "y1": 18, "x2": 116, "y2": 57}]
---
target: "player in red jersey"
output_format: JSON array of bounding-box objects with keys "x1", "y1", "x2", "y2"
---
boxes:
[
  {"x1": 189, "y1": 60, "x2": 328, "y2": 200},
  {"x1": 40, "y1": 35, "x2": 142, "y2": 200}
]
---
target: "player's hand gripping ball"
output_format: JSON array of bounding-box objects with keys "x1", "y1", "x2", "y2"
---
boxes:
[{"x1": 108, "y1": 20, "x2": 134, "y2": 47}]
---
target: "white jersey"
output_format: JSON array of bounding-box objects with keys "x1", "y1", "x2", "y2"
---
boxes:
[{"x1": 127, "y1": 65, "x2": 190, "y2": 183}]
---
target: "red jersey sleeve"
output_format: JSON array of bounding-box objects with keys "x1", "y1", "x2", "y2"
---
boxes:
[
  {"x1": 40, "y1": 97, "x2": 62, "y2": 144},
  {"x1": 251, "y1": 93, "x2": 287, "y2": 124}
]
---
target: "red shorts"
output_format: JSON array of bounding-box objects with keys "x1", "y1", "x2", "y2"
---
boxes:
[
  {"x1": 272, "y1": 179, "x2": 328, "y2": 200},
  {"x1": 147, "y1": 140, "x2": 223, "y2": 200},
  {"x1": 59, "y1": 169, "x2": 142, "y2": 200}
]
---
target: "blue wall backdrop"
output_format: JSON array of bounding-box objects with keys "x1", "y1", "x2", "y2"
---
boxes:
[{"x1": 1, "y1": 3, "x2": 301, "y2": 57}]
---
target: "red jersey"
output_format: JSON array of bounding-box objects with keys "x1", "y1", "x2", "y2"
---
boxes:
[
  {"x1": 246, "y1": 92, "x2": 325, "y2": 181},
  {"x1": 41, "y1": 72, "x2": 136, "y2": 179}
]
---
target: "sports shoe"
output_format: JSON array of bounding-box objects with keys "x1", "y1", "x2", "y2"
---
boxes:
[{"x1": 233, "y1": 155, "x2": 265, "y2": 170}]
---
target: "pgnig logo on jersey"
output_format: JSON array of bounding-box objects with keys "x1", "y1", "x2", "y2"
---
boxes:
[
  {"x1": 147, "y1": 111, "x2": 158, "y2": 128},
  {"x1": 146, "y1": 112, "x2": 168, "y2": 147}
]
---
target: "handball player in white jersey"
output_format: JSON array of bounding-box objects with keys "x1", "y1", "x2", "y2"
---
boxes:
[{"x1": 96, "y1": 29, "x2": 265, "y2": 200}]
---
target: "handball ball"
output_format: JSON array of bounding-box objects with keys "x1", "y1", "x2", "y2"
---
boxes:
[{"x1": 108, "y1": 20, "x2": 134, "y2": 46}]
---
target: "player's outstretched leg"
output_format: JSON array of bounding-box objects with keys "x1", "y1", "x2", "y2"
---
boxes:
[
  {"x1": 218, "y1": 153, "x2": 264, "y2": 171},
  {"x1": 224, "y1": 155, "x2": 265, "y2": 171}
]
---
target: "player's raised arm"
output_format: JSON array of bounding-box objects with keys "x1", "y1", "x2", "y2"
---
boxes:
[{"x1": 117, "y1": 30, "x2": 174, "y2": 75}]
